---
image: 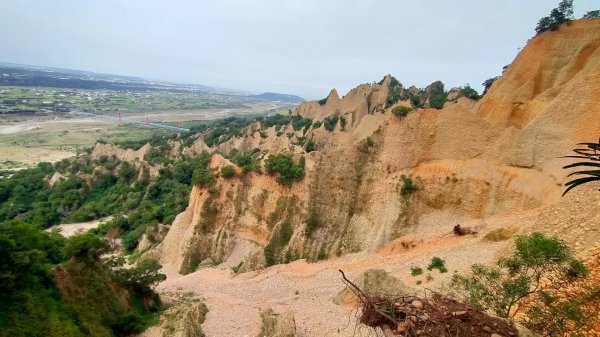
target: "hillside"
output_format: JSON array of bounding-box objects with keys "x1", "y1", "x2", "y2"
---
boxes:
[
  {"x1": 143, "y1": 19, "x2": 600, "y2": 277},
  {"x1": 252, "y1": 92, "x2": 304, "y2": 103},
  {"x1": 138, "y1": 19, "x2": 600, "y2": 335}
]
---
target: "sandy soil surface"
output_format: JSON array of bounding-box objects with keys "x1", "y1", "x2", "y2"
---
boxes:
[
  {"x1": 48, "y1": 217, "x2": 112, "y2": 237},
  {"x1": 155, "y1": 211, "x2": 538, "y2": 337}
]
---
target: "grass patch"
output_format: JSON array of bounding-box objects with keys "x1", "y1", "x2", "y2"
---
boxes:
[{"x1": 410, "y1": 266, "x2": 424, "y2": 276}]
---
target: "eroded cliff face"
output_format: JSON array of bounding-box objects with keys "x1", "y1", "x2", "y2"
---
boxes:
[
  {"x1": 147, "y1": 19, "x2": 600, "y2": 275},
  {"x1": 294, "y1": 75, "x2": 391, "y2": 126}
]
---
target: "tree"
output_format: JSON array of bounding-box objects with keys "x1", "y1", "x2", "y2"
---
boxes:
[
  {"x1": 220, "y1": 165, "x2": 236, "y2": 179},
  {"x1": 459, "y1": 85, "x2": 480, "y2": 100},
  {"x1": 112, "y1": 258, "x2": 166, "y2": 293},
  {"x1": 535, "y1": 0, "x2": 574, "y2": 35},
  {"x1": 63, "y1": 232, "x2": 110, "y2": 263},
  {"x1": 562, "y1": 139, "x2": 600, "y2": 195},
  {"x1": 482, "y1": 76, "x2": 500, "y2": 96},
  {"x1": 265, "y1": 153, "x2": 305, "y2": 186},
  {"x1": 392, "y1": 106, "x2": 413, "y2": 117},
  {"x1": 583, "y1": 10, "x2": 600, "y2": 19},
  {"x1": 118, "y1": 161, "x2": 135, "y2": 183},
  {"x1": 451, "y1": 232, "x2": 587, "y2": 319}
]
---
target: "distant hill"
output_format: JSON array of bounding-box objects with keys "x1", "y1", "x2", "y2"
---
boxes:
[
  {"x1": 252, "y1": 92, "x2": 304, "y2": 103},
  {"x1": 0, "y1": 62, "x2": 215, "y2": 93}
]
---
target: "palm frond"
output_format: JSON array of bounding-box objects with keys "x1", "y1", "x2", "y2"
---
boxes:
[
  {"x1": 562, "y1": 138, "x2": 600, "y2": 196},
  {"x1": 562, "y1": 162, "x2": 600, "y2": 169}
]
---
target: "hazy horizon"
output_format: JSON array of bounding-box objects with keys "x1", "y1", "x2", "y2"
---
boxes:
[{"x1": 1, "y1": 1, "x2": 597, "y2": 98}]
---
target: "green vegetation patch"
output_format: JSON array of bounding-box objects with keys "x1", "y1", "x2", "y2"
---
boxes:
[
  {"x1": 400, "y1": 174, "x2": 418, "y2": 197},
  {"x1": 451, "y1": 232, "x2": 597, "y2": 337},
  {"x1": 392, "y1": 106, "x2": 413, "y2": 117},
  {"x1": 427, "y1": 256, "x2": 448, "y2": 273},
  {"x1": 323, "y1": 115, "x2": 339, "y2": 132},
  {"x1": 265, "y1": 153, "x2": 305, "y2": 186},
  {"x1": 410, "y1": 266, "x2": 424, "y2": 276},
  {"x1": 0, "y1": 222, "x2": 165, "y2": 337}
]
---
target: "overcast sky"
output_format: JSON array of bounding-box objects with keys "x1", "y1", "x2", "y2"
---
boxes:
[{"x1": 1, "y1": 1, "x2": 597, "y2": 98}]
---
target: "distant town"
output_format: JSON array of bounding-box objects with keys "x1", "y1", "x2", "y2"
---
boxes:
[{"x1": 0, "y1": 63, "x2": 303, "y2": 115}]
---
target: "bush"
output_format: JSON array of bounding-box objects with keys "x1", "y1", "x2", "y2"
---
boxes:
[
  {"x1": 323, "y1": 115, "x2": 339, "y2": 132},
  {"x1": 400, "y1": 174, "x2": 418, "y2": 196},
  {"x1": 410, "y1": 266, "x2": 423, "y2": 276},
  {"x1": 583, "y1": 10, "x2": 600, "y2": 19},
  {"x1": 304, "y1": 210, "x2": 320, "y2": 237},
  {"x1": 427, "y1": 257, "x2": 447, "y2": 273},
  {"x1": 459, "y1": 85, "x2": 480, "y2": 100},
  {"x1": 261, "y1": 114, "x2": 291, "y2": 128},
  {"x1": 429, "y1": 93, "x2": 448, "y2": 110},
  {"x1": 409, "y1": 95, "x2": 422, "y2": 108},
  {"x1": 191, "y1": 153, "x2": 215, "y2": 187},
  {"x1": 291, "y1": 115, "x2": 312, "y2": 132},
  {"x1": 386, "y1": 77, "x2": 404, "y2": 106},
  {"x1": 63, "y1": 232, "x2": 110, "y2": 263},
  {"x1": 482, "y1": 76, "x2": 500, "y2": 96},
  {"x1": 264, "y1": 221, "x2": 294, "y2": 266},
  {"x1": 391, "y1": 106, "x2": 413, "y2": 117},
  {"x1": 220, "y1": 165, "x2": 236, "y2": 179},
  {"x1": 304, "y1": 139, "x2": 316, "y2": 153},
  {"x1": 451, "y1": 232, "x2": 588, "y2": 319},
  {"x1": 312, "y1": 120, "x2": 322, "y2": 129},
  {"x1": 112, "y1": 258, "x2": 166, "y2": 292},
  {"x1": 339, "y1": 116, "x2": 347, "y2": 130},
  {"x1": 265, "y1": 154, "x2": 305, "y2": 186},
  {"x1": 233, "y1": 153, "x2": 261, "y2": 174},
  {"x1": 117, "y1": 162, "x2": 135, "y2": 183}
]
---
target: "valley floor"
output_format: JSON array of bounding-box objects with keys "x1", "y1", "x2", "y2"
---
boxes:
[{"x1": 148, "y1": 210, "x2": 543, "y2": 337}]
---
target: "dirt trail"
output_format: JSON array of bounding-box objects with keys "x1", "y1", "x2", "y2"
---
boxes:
[
  {"x1": 156, "y1": 211, "x2": 538, "y2": 337},
  {"x1": 48, "y1": 217, "x2": 112, "y2": 237}
]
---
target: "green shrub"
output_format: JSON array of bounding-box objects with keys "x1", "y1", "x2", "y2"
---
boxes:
[
  {"x1": 583, "y1": 10, "x2": 600, "y2": 19},
  {"x1": 410, "y1": 266, "x2": 423, "y2": 276},
  {"x1": 317, "y1": 97, "x2": 328, "y2": 106},
  {"x1": 304, "y1": 210, "x2": 320, "y2": 237},
  {"x1": 427, "y1": 81, "x2": 447, "y2": 109},
  {"x1": 261, "y1": 114, "x2": 291, "y2": 128},
  {"x1": 427, "y1": 257, "x2": 447, "y2": 273},
  {"x1": 392, "y1": 106, "x2": 413, "y2": 117},
  {"x1": 191, "y1": 153, "x2": 215, "y2": 188},
  {"x1": 144, "y1": 147, "x2": 170, "y2": 165},
  {"x1": 305, "y1": 139, "x2": 316, "y2": 153},
  {"x1": 323, "y1": 115, "x2": 339, "y2": 132},
  {"x1": 265, "y1": 154, "x2": 305, "y2": 186},
  {"x1": 312, "y1": 120, "x2": 322, "y2": 128},
  {"x1": 451, "y1": 232, "x2": 589, "y2": 320},
  {"x1": 291, "y1": 115, "x2": 313, "y2": 132},
  {"x1": 386, "y1": 77, "x2": 404, "y2": 106},
  {"x1": 264, "y1": 221, "x2": 294, "y2": 266},
  {"x1": 339, "y1": 116, "x2": 347, "y2": 130},
  {"x1": 233, "y1": 152, "x2": 261, "y2": 174},
  {"x1": 220, "y1": 165, "x2": 236, "y2": 179},
  {"x1": 400, "y1": 174, "x2": 418, "y2": 196},
  {"x1": 482, "y1": 76, "x2": 500, "y2": 96},
  {"x1": 459, "y1": 85, "x2": 480, "y2": 100}
]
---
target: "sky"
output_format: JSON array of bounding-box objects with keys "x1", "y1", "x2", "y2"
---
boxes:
[{"x1": 1, "y1": 1, "x2": 597, "y2": 99}]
